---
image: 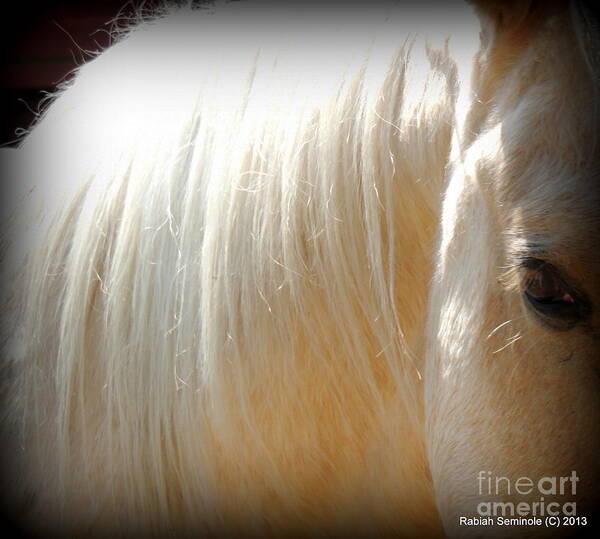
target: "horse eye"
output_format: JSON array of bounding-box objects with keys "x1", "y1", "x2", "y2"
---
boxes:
[{"x1": 521, "y1": 259, "x2": 589, "y2": 328}]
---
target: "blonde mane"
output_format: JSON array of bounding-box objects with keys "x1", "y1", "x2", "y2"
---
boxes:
[{"x1": 2, "y1": 1, "x2": 598, "y2": 537}]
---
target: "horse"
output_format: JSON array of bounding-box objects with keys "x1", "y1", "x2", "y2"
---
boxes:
[{"x1": 1, "y1": 0, "x2": 599, "y2": 537}]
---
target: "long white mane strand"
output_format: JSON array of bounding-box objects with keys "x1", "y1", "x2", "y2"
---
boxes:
[{"x1": 1, "y1": 1, "x2": 478, "y2": 535}]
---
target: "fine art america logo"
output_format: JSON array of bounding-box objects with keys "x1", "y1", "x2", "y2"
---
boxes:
[{"x1": 459, "y1": 471, "x2": 589, "y2": 529}]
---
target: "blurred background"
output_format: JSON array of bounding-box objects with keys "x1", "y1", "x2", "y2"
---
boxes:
[{"x1": 0, "y1": 0, "x2": 134, "y2": 147}]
